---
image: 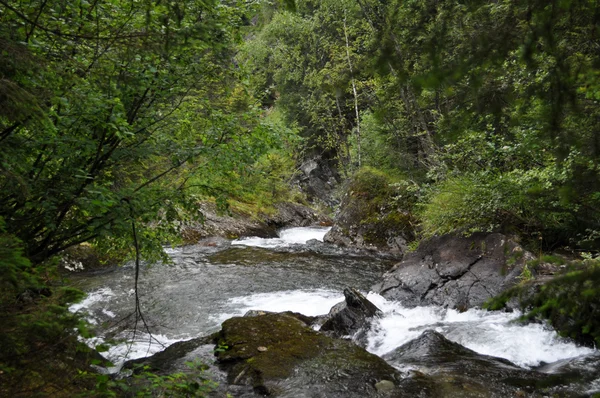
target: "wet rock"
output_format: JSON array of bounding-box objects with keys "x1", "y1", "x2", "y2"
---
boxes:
[
  {"x1": 373, "y1": 233, "x2": 534, "y2": 310},
  {"x1": 535, "y1": 352, "x2": 600, "y2": 396},
  {"x1": 60, "y1": 243, "x2": 121, "y2": 272},
  {"x1": 320, "y1": 287, "x2": 382, "y2": 346},
  {"x1": 173, "y1": 236, "x2": 232, "y2": 255},
  {"x1": 383, "y1": 330, "x2": 552, "y2": 397},
  {"x1": 323, "y1": 169, "x2": 416, "y2": 258},
  {"x1": 267, "y1": 202, "x2": 332, "y2": 229},
  {"x1": 375, "y1": 379, "x2": 396, "y2": 393},
  {"x1": 214, "y1": 312, "x2": 435, "y2": 397},
  {"x1": 181, "y1": 202, "x2": 330, "y2": 243},
  {"x1": 123, "y1": 334, "x2": 216, "y2": 374},
  {"x1": 295, "y1": 157, "x2": 341, "y2": 208}
]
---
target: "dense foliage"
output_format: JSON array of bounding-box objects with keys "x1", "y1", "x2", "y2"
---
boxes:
[
  {"x1": 245, "y1": 0, "x2": 600, "y2": 251},
  {"x1": 0, "y1": 0, "x2": 301, "y2": 266},
  {"x1": 241, "y1": 0, "x2": 600, "y2": 348},
  {"x1": 1, "y1": 0, "x2": 600, "y2": 394},
  {"x1": 0, "y1": 0, "x2": 300, "y2": 395}
]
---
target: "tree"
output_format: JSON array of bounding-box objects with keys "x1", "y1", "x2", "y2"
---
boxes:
[
  {"x1": 0, "y1": 0, "x2": 261, "y2": 263},
  {"x1": 239, "y1": 0, "x2": 374, "y2": 171}
]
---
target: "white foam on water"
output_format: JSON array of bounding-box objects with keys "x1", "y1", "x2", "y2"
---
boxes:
[
  {"x1": 70, "y1": 288, "x2": 187, "y2": 368},
  {"x1": 212, "y1": 289, "x2": 343, "y2": 324},
  {"x1": 105, "y1": 333, "x2": 183, "y2": 365},
  {"x1": 102, "y1": 309, "x2": 116, "y2": 318},
  {"x1": 365, "y1": 293, "x2": 596, "y2": 368},
  {"x1": 163, "y1": 246, "x2": 182, "y2": 255},
  {"x1": 69, "y1": 287, "x2": 116, "y2": 324},
  {"x1": 586, "y1": 378, "x2": 600, "y2": 395},
  {"x1": 81, "y1": 331, "x2": 184, "y2": 372},
  {"x1": 231, "y1": 226, "x2": 331, "y2": 248},
  {"x1": 69, "y1": 287, "x2": 115, "y2": 313}
]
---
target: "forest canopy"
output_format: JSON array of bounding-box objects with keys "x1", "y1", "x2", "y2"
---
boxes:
[{"x1": 242, "y1": 0, "x2": 600, "y2": 250}]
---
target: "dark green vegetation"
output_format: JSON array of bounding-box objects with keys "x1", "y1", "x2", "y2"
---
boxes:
[
  {"x1": 245, "y1": 0, "x2": 600, "y2": 250},
  {"x1": 486, "y1": 257, "x2": 600, "y2": 347},
  {"x1": 1, "y1": 0, "x2": 600, "y2": 396},
  {"x1": 0, "y1": 0, "x2": 302, "y2": 395}
]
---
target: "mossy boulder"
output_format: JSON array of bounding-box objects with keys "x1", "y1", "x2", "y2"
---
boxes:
[
  {"x1": 324, "y1": 168, "x2": 417, "y2": 257},
  {"x1": 214, "y1": 312, "x2": 434, "y2": 397}
]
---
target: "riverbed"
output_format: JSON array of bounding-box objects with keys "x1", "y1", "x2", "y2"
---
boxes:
[{"x1": 69, "y1": 227, "x2": 599, "y2": 395}]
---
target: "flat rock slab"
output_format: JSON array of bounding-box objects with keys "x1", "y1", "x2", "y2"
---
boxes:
[{"x1": 373, "y1": 233, "x2": 534, "y2": 310}]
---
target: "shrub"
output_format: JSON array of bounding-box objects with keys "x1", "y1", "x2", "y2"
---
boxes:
[{"x1": 420, "y1": 165, "x2": 598, "y2": 250}]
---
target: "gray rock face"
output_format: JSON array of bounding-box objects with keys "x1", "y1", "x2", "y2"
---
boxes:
[
  {"x1": 320, "y1": 287, "x2": 382, "y2": 346},
  {"x1": 296, "y1": 157, "x2": 341, "y2": 208},
  {"x1": 373, "y1": 233, "x2": 534, "y2": 310}
]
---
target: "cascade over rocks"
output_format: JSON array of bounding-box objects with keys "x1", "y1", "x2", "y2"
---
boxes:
[
  {"x1": 181, "y1": 202, "x2": 330, "y2": 242},
  {"x1": 213, "y1": 311, "x2": 439, "y2": 397},
  {"x1": 373, "y1": 233, "x2": 534, "y2": 310},
  {"x1": 382, "y1": 330, "x2": 553, "y2": 397},
  {"x1": 320, "y1": 287, "x2": 382, "y2": 346}
]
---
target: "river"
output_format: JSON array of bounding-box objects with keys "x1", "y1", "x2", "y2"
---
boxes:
[{"x1": 69, "y1": 227, "x2": 599, "y2": 395}]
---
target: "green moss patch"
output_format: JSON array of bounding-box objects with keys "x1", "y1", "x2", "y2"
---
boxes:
[
  {"x1": 215, "y1": 312, "x2": 404, "y2": 395},
  {"x1": 216, "y1": 313, "x2": 331, "y2": 380}
]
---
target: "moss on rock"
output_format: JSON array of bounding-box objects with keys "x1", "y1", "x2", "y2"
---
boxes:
[
  {"x1": 214, "y1": 312, "x2": 409, "y2": 397},
  {"x1": 324, "y1": 167, "x2": 418, "y2": 256},
  {"x1": 485, "y1": 259, "x2": 600, "y2": 347}
]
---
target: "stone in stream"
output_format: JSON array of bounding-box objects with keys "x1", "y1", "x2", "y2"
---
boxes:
[
  {"x1": 319, "y1": 287, "x2": 383, "y2": 347},
  {"x1": 122, "y1": 334, "x2": 217, "y2": 374},
  {"x1": 534, "y1": 352, "x2": 600, "y2": 396},
  {"x1": 373, "y1": 233, "x2": 534, "y2": 310},
  {"x1": 214, "y1": 312, "x2": 440, "y2": 397},
  {"x1": 382, "y1": 330, "x2": 553, "y2": 397}
]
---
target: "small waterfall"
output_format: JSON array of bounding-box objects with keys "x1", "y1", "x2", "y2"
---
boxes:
[{"x1": 231, "y1": 226, "x2": 331, "y2": 248}]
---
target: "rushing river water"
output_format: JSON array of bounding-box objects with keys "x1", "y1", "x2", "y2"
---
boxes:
[{"x1": 69, "y1": 227, "x2": 598, "y2": 393}]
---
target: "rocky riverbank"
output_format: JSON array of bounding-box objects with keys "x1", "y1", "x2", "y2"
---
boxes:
[{"x1": 181, "y1": 201, "x2": 331, "y2": 242}]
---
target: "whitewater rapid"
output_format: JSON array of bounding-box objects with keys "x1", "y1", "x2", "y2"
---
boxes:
[
  {"x1": 70, "y1": 227, "x2": 595, "y2": 372},
  {"x1": 231, "y1": 226, "x2": 331, "y2": 248}
]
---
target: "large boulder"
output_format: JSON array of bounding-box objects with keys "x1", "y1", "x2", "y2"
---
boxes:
[
  {"x1": 373, "y1": 233, "x2": 534, "y2": 310},
  {"x1": 324, "y1": 168, "x2": 417, "y2": 258},
  {"x1": 383, "y1": 330, "x2": 552, "y2": 397},
  {"x1": 214, "y1": 312, "x2": 437, "y2": 397}
]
